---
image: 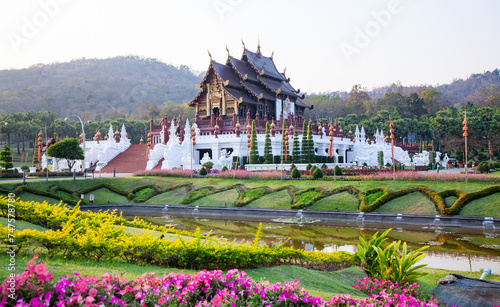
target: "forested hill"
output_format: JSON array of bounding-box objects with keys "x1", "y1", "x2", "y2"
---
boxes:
[
  {"x1": 326, "y1": 69, "x2": 500, "y2": 104},
  {"x1": 0, "y1": 55, "x2": 498, "y2": 120},
  {"x1": 0, "y1": 56, "x2": 202, "y2": 119}
]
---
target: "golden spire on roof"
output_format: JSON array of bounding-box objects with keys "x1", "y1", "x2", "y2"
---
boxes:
[
  {"x1": 207, "y1": 50, "x2": 212, "y2": 60},
  {"x1": 256, "y1": 38, "x2": 261, "y2": 55},
  {"x1": 241, "y1": 39, "x2": 246, "y2": 50},
  {"x1": 226, "y1": 45, "x2": 230, "y2": 56}
]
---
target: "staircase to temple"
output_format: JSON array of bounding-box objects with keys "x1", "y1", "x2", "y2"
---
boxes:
[
  {"x1": 101, "y1": 144, "x2": 149, "y2": 173},
  {"x1": 152, "y1": 158, "x2": 164, "y2": 170}
]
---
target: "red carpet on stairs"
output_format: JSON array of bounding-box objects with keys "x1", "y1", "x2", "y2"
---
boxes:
[{"x1": 101, "y1": 144, "x2": 149, "y2": 173}]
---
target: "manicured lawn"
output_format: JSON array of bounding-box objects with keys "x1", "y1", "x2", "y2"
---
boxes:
[
  {"x1": 84, "y1": 187, "x2": 129, "y2": 204},
  {"x1": 247, "y1": 189, "x2": 291, "y2": 209},
  {"x1": 374, "y1": 192, "x2": 439, "y2": 215},
  {"x1": 17, "y1": 192, "x2": 62, "y2": 205},
  {"x1": 0, "y1": 217, "x2": 48, "y2": 232},
  {"x1": 459, "y1": 193, "x2": 500, "y2": 217},
  {"x1": 2, "y1": 176, "x2": 499, "y2": 217},
  {"x1": 310, "y1": 191, "x2": 359, "y2": 211},
  {"x1": 145, "y1": 186, "x2": 189, "y2": 205},
  {"x1": 190, "y1": 188, "x2": 239, "y2": 207}
]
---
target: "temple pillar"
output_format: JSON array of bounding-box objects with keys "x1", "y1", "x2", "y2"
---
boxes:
[{"x1": 211, "y1": 140, "x2": 221, "y2": 166}]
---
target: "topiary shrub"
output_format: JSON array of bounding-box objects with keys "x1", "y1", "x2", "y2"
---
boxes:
[
  {"x1": 221, "y1": 166, "x2": 228, "y2": 172},
  {"x1": 321, "y1": 163, "x2": 328, "y2": 169},
  {"x1": 306, "y1": 163, "x2": 312, "y2": 170},
  {"x1": 312, "y1": 168, "x2": 323, "y2": 179},
  {"x1": 309, "y1": 165, "x2": 317, "y2": 175},
  {"x1": 477, "y1": 162, "x2": 490, "y2": 174},
  {"x1": 334, "y1": 165, "x2": 342, "y2": 176},
  {"x1": 198, "y1": 167, "x2": 208, "y2": 176},
  {"x1": 291, "y1": 167, "x2": 301, "y2": 179},
  {"x1": 202, "y1": 161, "x2": 214, "y2": 170},
  {"x1": 21, "y1": 165, "x2": 29, "y2": 171}
]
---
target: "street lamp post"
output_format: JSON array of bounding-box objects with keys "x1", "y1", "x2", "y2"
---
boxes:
[{"x1": 65, "y1": 115, "x2": 86, "y2": 170}]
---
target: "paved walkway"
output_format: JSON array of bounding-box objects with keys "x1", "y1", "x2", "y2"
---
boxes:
[{"x1": 0, "y1": 167, "x2": 472, "y2": 184}]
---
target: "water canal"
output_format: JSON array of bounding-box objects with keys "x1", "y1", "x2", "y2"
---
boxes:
[{"x1": 132, "y1": 214, "x2": 500, "y2": 274}]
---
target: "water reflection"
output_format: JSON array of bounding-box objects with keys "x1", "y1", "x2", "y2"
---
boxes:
[{"x1": 134, "y1": 215, "x2": 500, "y2": 274}]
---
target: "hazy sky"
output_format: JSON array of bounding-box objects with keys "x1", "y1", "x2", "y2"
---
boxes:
[{"x1": 1, "y1": 0, "x2": 499, "y2": 93}]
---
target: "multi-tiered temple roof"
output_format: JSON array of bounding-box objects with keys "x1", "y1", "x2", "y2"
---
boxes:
[{"x1": 189, "y1": 43, "x2": 311, "y2": 126}]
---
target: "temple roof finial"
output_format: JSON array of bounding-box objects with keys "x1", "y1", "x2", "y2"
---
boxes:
[
  {"x1": 226, "y1": 45, "x2": 230, "y2": 56},
  {"x1": 207, "y1": 50, "x2": 212, "y2": 60},
  {"x1": 241, "y1": 39, "x2": 246, "y2": 50},
  {"x1": 256, "y1": 38, "x2": 261, "y2": 55},
  {"x1": 270, "y1": 50, "x2": 274, "y2": 59}
]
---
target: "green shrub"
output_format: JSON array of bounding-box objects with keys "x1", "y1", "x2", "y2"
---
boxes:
[
  {"x1": 21, "y1": 165, "x2": 30, "y2": 171},
  {"x1": 334, "y1": 165, "x2": 342, "y2": 176},
  {"x1": 477, "y1": 162, "x2": 490, "y2": 173},
  {"x1": 374, "y1": 240, "x2": 428, "y2": 284},
  {"x1": 291, "y1": 167, "x2": 301, "y2": 179},
  {"x1": 354, "y1": 229, "x2": 391, "y2": 277},
  {"x1": 309, "y1": 165, "x2": 317, "y2": 175},
  {"x1": 312, "y1": 168, "x2": 323, "y2": 179},
  {"x1": 321, "y1": 163, "x2": 328, "y2": 169},
  {"x1": 221, "y1": 166, "x2": 228, "y2": 172},
  {"x1": 198, "y1": 167, "x2": 208, "y2": 176},
  {"x1": 202, "y1": 161, "x2": 213, "y2": 170},
  {"x1": 306, "y1": 163, "x2": 312, "y2": 170},
  {"x1": 132, "y1": 187, "x2": 156, "y2": 202}
]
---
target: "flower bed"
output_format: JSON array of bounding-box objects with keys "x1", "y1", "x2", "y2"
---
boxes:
[
  {"x1": 0, "y1": 255, "x2": 439, "y2": 307},
  {"x1": 0, "y1": 198, "x2": 352, "y2": 271},
  {"x1": 362, "y1": 171, "x2": 500, "y2": 182}
]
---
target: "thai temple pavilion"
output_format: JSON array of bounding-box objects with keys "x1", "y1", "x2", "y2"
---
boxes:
[
  {"x1": 145, "y1": 43, "x2": 413, "y2": 170},
  {"x1": 189, "y1": 42, "x2": 311, "y2": 134}
]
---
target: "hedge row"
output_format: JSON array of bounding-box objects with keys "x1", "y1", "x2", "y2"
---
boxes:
[
  {"x1": 3, "y1": 181, "x2": 499, "y2": 216},
  {"x1": 359, "y1": 185, "x2": 500, "y2": 215},
  {"x1": 0, "y1": 198, "x2": 353, "y2": 271}
]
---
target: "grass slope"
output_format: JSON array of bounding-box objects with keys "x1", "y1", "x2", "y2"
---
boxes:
[
  {"x1": 2, "y1": 177, "x2": 499, "y2": 216},
  {"x1": 374, "y1": 192, "x2": 438, "y2": 215}
]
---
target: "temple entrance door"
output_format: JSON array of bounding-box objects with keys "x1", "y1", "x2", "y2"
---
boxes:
[{"x1": 213, "y1": 107, "x2": 220, "y2": 118}]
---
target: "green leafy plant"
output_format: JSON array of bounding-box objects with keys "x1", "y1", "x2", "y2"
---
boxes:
[
  {"x1": 353, "y1": 228, "x2": 391, "y2": 277},
  {"x1": 291, "y1": 167, "x2": 301, "y2": 179},
  {"x1": 221, "y1": 166, "x2": 228, "y2": 172},
  {"x1": 0, "y1": 145, "x2": 14, "y2": 173},
  {"x1": 198, "y1": 167, "x2": 208, "y2": 175},
  {"x1": 202, "y1": 161, "x2": 213, "y2": 170},
  {"x1": 477, "y1": 162, "x2": 490, "y2": 173},
  {"x1": 312, "y1": 168, "x2": 323, "y2": 179},
  {"x1": 354, "y1": 229, "x2": 428, "y2": 284},
  {"x1": 375, "y1": 240, "x2": 428, "y2": 283},
  {"x1": 334, "y1": 165, "x2": 342, "y2": 176}
]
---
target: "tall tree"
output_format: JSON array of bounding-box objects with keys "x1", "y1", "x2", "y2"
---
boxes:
[
  {"x1": 301, "y1": 120, "x2": 308, "y2": 162},
  {"x1": 263, "y1": 121, "x2": 273, "y2": 164},
  {"x1": 403, "y1": 93, "x2": 426, "y2": 119},
  {"x1": 47, "y1": 138, "x2": 84, "y2": 171},
  {"x1": 307, "y1": 120, "x2": 315, "y2": 163},
  {"x1": 421, "y1": 88, "x2": 442, "y2": 116},
  {"x1": 345, "y1": 84, "x2": 370, "y2": 115},
  {"x1": 0, "y1": 145, "x2": 14, "y2": 171},
  {"x1": 249, "y1": 120, "x2": 259, "y2": 164}
]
